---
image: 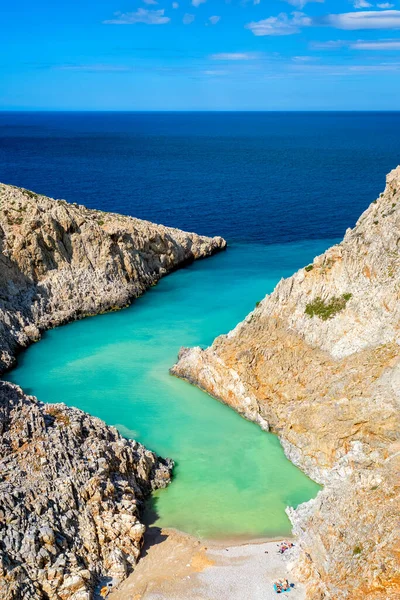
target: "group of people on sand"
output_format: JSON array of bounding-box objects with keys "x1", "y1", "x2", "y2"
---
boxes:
[
  {"x1": 277, "y1": 541, "x2": 294, "y2": 554},
  {"x1": 273, "y1": 578, "x2": 293, "y2": 594},
  {"x1": 273, "y1": 540, "x2": 296, "y2": 593}
]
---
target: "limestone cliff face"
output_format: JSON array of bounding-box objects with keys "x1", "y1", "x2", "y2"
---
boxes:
[
  {"x1": 0, "y1": 183, "x2": 226, "y2": 373},
  {"x1": 172, "y1": 167, "x2": 400, "y2": 599},
  {"x1": 0, "y1": 183, "x2": 226, "y2": 599},
  {"x1": 0, "y1": 381, "x2": 172, "y2": 600}
]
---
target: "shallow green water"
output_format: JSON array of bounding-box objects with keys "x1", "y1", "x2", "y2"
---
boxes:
[{"x1": 6, "y1": 241, "x2": 330, "y2": 539}]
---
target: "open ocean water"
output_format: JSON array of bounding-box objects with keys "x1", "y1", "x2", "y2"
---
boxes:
[{"x1": 3, "y1": 111, "x2": 400, "y2": 538}]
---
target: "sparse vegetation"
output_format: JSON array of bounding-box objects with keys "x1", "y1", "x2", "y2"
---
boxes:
[
  {"x1": 255, "y1": 301, "x2": 261, "y2": 308},
  {"x1": 46, "y1": 406, "x2": 71, "y2": 427},
  {"x1": 353, "y1": 545, "x2": 362, "y2": 556},
  {"x1": 305, "y1": 293, "x2": 352, "y2": 321},
  {"x1": 305, "y1": 264, "x2": 314, "y2": 272}
]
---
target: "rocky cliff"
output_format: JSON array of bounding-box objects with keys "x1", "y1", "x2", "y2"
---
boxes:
[
  {"x1": 0, "y1": 381, "x2": 172, "y2": 600},
  {"x1": 0, "y1": 183, "x2": 226, "y2": 599},
  {"x1": 0, "y1": 183, "x2": 226, "y2": 373},
  {"x1": 172, "y1": 167, "x2": 400, "y2": 599}
]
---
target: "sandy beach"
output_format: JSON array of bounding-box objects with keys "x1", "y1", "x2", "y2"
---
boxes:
[{"x1": 108, "y1": 527, "x2": 305, "y2": 600}]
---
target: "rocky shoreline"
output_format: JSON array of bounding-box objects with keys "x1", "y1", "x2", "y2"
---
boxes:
[
  {"x1": 172, "y1": 167, "x2": 400, "y2": 599},
  {"x1": 0, "y1": 183, "x2": 226, "y2": 599}
]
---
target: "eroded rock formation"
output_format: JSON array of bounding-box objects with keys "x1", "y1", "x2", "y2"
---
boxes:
[
  {"x1": 172, "y1": 167, "x2": 400, "y2": 599},
  {"x1": 0, "y1": 183, "x2": 226, "y2": 599},
  {"x1": 0, "y1": 381, "x2": 172, "y2": 600},
  {"x1": 0, "y1": 183, "x2": 226, "y2": 372}
]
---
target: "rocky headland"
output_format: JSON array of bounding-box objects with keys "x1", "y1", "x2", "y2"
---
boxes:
[
  {"x1": 0, "y1": 183, "x2": 226, "y2": 599},
  {"x1": 0, "y1": 183, "x2": 225, "y2": 373},
  {"x1": 172, "y1": 167, "x2": 400, "y2": 599}
]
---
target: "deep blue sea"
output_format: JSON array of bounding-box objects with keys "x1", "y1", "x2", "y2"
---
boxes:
[
  {"x1": 1, "y1": 111, "x2": 400, "y2": 244},
  {"x1": 3, "y1": 112, "x2": 400, "y2": 539}
]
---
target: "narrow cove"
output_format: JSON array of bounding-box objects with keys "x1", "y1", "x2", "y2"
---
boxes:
[{"x1": 6, "y1": 241, "x2": 330, "y2": 540}]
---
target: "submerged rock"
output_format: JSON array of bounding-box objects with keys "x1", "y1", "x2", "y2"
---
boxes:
[{"x1": 172, "y1": 167, "x2": 400, "y2": 599}]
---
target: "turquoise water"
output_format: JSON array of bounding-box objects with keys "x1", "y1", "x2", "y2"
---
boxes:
[{"x1": 6, "y1": 241, "x2": 330, "y2": 539}]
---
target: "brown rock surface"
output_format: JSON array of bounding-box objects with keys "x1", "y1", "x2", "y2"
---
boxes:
[{"x1": 172, "y1": 167, "x2": 400, "y2": 599}]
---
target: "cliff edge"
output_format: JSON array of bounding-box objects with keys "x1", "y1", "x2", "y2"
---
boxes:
[{"x1": 172, "y1": 167, "x2": 400, "y2": 599}]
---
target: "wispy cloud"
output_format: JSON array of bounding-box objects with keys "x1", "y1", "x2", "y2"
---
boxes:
[
  {"x1": 143, "y1": 0, "x2": 158, "y2": 4},
  {"x1": 324, "y1": 10, "x2": 400, "y2": 30},
  {"x1": 183, "y1": 13, "x2": 195, "y2": 24},
  {"x1": 192, "y1": 0, "x2": 206, "y2": 6},
  {"x1": 172, "y1": 2, "x2": 179, "y2": 7},
  {"x1": 282, "y1": 0, "x2": 324, "y2": 8},
  {"x1": 351, "y1": 38, "x2": 400, "y2": 48},
  {"x1": 353, "y1": 0, "x2": 372, "y2": 8},
  {"x1": 210, "y1": 52, "x2": 262, "y2": 60},
  {"x1": 208, "y1": 15, "x2": 221, "y2": 25},
  {"x1": 103, "y1": 8, "x2": 170, "y2": 25},
  {"x1": 310, "y1": 40, "x2": 347, "y2": 49},
  {"x1": 292, "y1": 55, "x2": 317, "y2": 61},
  {"x1": 311, "y1": 37, "x2": 400, "y2": 50},
  {"x1": 56, "y1": 64, "x2": 132, "y2": 72},
  {"x1": 246, "y1": 11, "x2": 311, "y2": 36}
]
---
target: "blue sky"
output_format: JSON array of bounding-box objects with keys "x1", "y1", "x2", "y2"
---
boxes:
[{"x1": 1, "y1": 0, "x2": 400, "y2": 110}]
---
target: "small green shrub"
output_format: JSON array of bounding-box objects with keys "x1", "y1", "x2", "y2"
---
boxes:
[
  {"x1": 98, "y1": 220, "x2": 104, "y2": 226},
  {"x1": 305, "y1": 293, "x2": 352, "y2": 321},
  {"x1": 305, "y1": 264, "x2": 314, "y2": 272},
  {"x1": 255, "y1": 301, "x2": 261, "y2": 308},
  {"x1": 22, "y1": 189, "x2": 38, "y2": 200},
  {"x1": 353, "y1": 546, "x2": 362, "y2": 556},
  {"x1": 374, "y1": 220, "x2": 379, "y2": 225}
]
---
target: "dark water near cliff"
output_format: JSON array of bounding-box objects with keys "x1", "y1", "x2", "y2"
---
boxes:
[
  {"x1": 1, "y1": 111, "x2": 400, "y2": 244},
  {"x1": 3, "y1": 112, "x2": 400, "y2": 538}
]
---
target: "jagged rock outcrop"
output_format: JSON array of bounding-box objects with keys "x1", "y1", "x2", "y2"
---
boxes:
[
  {"x1": 0, "y1": 183, "x2": 226, "y2": 373},
  {"x1": 172, "y1": 167, "x2": 400, "y2": 599},
  {"x1": 0, "y1": 381, "x2": 173, "y2": 600},
  {"x1": 0, "y1": 183, "x2": 226, "y2": 599}
]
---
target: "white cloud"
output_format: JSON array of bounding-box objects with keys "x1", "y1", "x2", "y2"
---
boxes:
[
  {"x1": 282, "y1": 0, "x2": 324, "y2": 7},
  {"x1": 377, "y1": 2, "x2": 394, "y2": 7},
  {"x1": 325, "y1": 10, "x2": 400, "y2": 30},
  {"x1": 292, "y1": 55, "x2": 317, "y2": 61},
  {"x1": 209, "y1": 15, "x2": 221, "y2": 24},
  {"x1": 353, "y1": 0, "x2": 372, "y2": 8},
  {"x1": 350, "y1": 38, "x2": 400, "y2": 48},
  {"x1": 310, "y1": 39, "x2": 347, "y2": 48},
  {"x1": 246, "y1": 11, "x2": 311, "y2": 36},
  {"x1": 57, "y1": 64, "x2": 132, "y2": 72},
  {"x1": 192, "y1": 0, "x2": 206, "y2": 6},
  {"x1": 103, "y1": 8, "x2": 170, "y2": 24},
  {"x1": 183, "y1": 13, "x2": 195, "y2": 24},
  {"x1": 143, "y1": 0, "x2": 158, "y2": 4},
  {"x1": 172, "y1": 2, "x2": 179, "y2": 7},
  {"x1": 203, "y1": 70, "x2": 228, "y2": 75},
  {"x1": 210, "y1": 52, "x2": 261, "y2": 60}
]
